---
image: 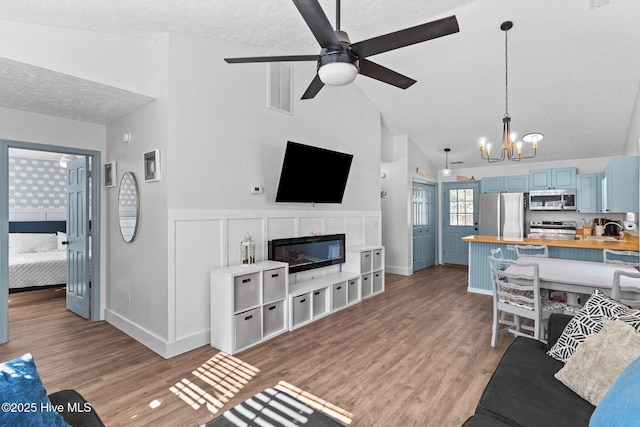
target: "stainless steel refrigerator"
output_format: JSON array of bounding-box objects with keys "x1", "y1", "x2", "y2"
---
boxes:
[{"x1": 479, "y1": 193, "x2": 526, "y2": 238}]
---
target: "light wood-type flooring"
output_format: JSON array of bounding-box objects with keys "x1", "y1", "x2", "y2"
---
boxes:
[{"x1": 1, "y1": 265, "x2": 514, "y2": 426}]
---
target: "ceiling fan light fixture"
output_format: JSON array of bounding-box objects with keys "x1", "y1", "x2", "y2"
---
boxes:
[{"x1": 318, "y1": 62, "x2": 358, "y2": 86}]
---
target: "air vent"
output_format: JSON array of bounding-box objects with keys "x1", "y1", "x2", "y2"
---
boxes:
[
  {"x1": 450, "y1": 161, "x2": 464, "y2": 165},
  {"x1": 268, "y1": 62, "x2": 293, "y2": 115}
]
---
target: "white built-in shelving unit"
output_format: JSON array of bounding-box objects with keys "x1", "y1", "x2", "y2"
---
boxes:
[
  {"x1": 210, "y1": 246, "x2": 385, "y2": 351},
  {"x1": 210, "y1": 261, "x2": 288, "y2": 354}
]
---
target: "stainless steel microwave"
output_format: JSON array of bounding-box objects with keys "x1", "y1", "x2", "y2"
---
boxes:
[{"x1": 529, "y1": 189, "x2": 576, "y2": 211}]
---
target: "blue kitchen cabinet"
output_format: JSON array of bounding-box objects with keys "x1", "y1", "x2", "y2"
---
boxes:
[
  {"x1": 504, "y1": 175, "x2": 529, "y2": 192},
  {"x1": 553, "y1": 168, "x2": 577, "y2": 189},
  {"x1": 481, "y1": 175, "x2": 528, "y2": 193},
  {"x1": 480, "y1": 177, "x2": 504, "y2": 193},
  {"x1": 529, "y1": 167, "x2": 576, "y2": 190},
  {"x1": 529, "y1": 169, "x2": 551, "y2": 190},
  {"x1": 604, "y1": 156, "x2": 639, "y2": 213},
  {"x1": 576, "y1": 173, "x2": 602, "y2": 213}
]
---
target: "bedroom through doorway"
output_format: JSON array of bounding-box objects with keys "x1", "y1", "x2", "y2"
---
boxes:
[
  {"x1": 8, "y1": 148, "x2": 73, "y2": 302},
  {"x1": 1, "y1": 140, "x2": 102, "y2": 343}
]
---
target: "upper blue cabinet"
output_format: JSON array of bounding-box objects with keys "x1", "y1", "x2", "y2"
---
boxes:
[
  {"x1": 480, "y1": 175, "x2": 529, "y2": 193},
  {"x1": 576, "y1": 173, "x2": 602, "y2": 213},
  {"x1": 529, "y1": 167, "x2": 576, "y2": 190},
  {"x1": 504, "y1": 175, "x2": 529, "y2": 193},
  {"x1": 604, "y1": 156, "x2": 639, "y2": 213},
  {"x1": 480, "y1": 176, "x2": 504, "y2": 193}
]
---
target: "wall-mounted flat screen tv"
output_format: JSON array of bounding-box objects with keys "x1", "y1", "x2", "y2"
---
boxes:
[
  {"x1": 275, "y1": 141, "x2": 353, "y2": 203},
  {"x1": 268, "y1": 234, "x2": 346, "y2": 274}
]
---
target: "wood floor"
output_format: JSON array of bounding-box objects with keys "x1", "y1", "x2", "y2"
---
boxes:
[{"x1": 1, "y1": 265, "x2": 514, "y2": 427}]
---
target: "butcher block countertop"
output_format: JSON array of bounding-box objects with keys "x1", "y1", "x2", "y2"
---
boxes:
[{"x1": 462, "y1": 233, "x2": 639, "y2": 251}]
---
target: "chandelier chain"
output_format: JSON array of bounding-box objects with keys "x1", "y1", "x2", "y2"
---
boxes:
[
  {"x1": 504, "y1": 25, "x2": 509, "y2": 118},
  {"x1": 478, "y1": 20, "x2": 540, "y2": 163}
]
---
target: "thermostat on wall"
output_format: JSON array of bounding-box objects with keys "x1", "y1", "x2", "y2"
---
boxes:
[{"x1": 251, "y1": 186, "x2": 264, "y2": 194}]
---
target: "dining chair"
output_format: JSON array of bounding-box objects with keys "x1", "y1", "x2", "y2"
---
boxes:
[
  {"x1": 490, "y1": 247, "x2": 504, "y2": 259},
  {"x1": 488, "y1": 257, "x2": 566, "y2": 347},
  {"x1": 603, "y1": 249, "x2": 640, "y2": 269},
  {"x1": 515, "y1": 244, "x2": 549, "y2": 258},
  {"x1": 611, "y1": 270, "x2": 640, "y2": 309}
]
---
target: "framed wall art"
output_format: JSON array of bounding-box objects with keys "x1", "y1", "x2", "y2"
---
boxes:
[
  {"x1": 105, "y1": 161, "x2": 117, "y2": 188},
  {"x1": 144, "y1": 149, "x2": 161, "y2": 182}
]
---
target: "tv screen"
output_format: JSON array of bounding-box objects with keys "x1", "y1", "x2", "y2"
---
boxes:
[
  {"x1": 275, "y1": 141, "x2": 353, "y2": 203},
  {"x1": 268, "y1": 234, "x2": 346, "y2": 274}
]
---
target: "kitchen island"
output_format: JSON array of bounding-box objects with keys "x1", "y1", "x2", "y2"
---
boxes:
[{"x1": 462, "y1": 233, "x2": 639, "y2": 294}]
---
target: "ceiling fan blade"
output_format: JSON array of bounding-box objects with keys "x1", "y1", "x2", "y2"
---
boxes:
[
  {"x1": 292, "y1": 0, "x2": 343, "y2": 50},
  {"x1": 350, "y1": 15, "x2": 459, "y2": 58},
  {"x1": 224, "y1": 54, "x2": 319, "y2": 64},
  {"x1": 301, "y1": 74, "x2": 325, "y2": 99},
  {"x1": 358, "y1": 58, "x2": 416, "y2": 89}
]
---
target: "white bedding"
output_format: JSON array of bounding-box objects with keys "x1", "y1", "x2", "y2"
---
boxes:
[{"x1": 9, "y1": 251, "x2": 67, "y2": 290}]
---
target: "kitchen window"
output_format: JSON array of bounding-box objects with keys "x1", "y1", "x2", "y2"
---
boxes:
[{"x1": 449, "y1": 188, "x2": 474, "y2": 226}]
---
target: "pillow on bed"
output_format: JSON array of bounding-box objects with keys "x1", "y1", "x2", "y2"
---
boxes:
[
  {"x1": 56, "y1": 232, "x2": 67, "y2": 251},
  {"x1": 8, "y1": 233, "x2": 58, "y2": 254}
]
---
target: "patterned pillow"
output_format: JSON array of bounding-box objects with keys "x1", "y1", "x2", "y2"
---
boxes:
[
  {"x1": 547, "y1": 290, "x2": 640, "y2": 362},
  {"x1": 554, "y1": 320, "x2": 640, "y2": 406},
  {"x1": 0, "y1": 353, "x2": 70, "y2": 426}
]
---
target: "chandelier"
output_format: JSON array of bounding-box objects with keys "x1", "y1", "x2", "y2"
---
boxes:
[{"x1": 479, "y1": 21, "x2": 541, "y2": 163}]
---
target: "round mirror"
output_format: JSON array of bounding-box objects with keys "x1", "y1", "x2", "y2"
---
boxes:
[{"x1": 118, "y1": 172, "x2": 140, "y2": 242}]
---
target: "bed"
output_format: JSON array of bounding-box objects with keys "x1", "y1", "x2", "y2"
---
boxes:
[{"x1": 8, "y1": 221, "x2": 67, "y2": 292}]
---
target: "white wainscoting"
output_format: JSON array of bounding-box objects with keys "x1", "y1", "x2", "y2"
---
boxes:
[
  {"x1": 164, "y1": 208, "x2": 381, "y2": 357},
  {"x1": 9, "y1": 208, "x2": 66, "y2": 222}
]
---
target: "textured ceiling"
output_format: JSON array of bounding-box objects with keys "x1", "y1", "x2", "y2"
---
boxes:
[{"x1": 0, "y1": 0, "x2": 639, "y2": 168}]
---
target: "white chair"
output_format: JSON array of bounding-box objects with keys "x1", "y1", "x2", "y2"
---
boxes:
[
  {"x1": 490, "y1": 248, "x2": 504, "y2": 259},
  {"x1": 515, "y1": 245, "x2": 549, "y2": 258},
  {"x1": 611, "y1": 270, "x2": 640, "y2": 309},
  {"x1": 489, "y1": 257, "x2": 566, "y2": 347},
  {"x1": 603, "y1": 249, "x2": 640, "y2": 268}
]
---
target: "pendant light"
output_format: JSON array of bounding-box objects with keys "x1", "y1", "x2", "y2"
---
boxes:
[
  {"x1": 479, "y1": 21, "x2": 540, "y2": 163},
  {"x1": 441, "y1": 148, "x2": 452, "y2": 177}
]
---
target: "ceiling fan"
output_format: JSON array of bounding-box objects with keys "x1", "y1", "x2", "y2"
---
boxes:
[{"x1": 224, "y1": 0, "x2": 459, "y2": 99}]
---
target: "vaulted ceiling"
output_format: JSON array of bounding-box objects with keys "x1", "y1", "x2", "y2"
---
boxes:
[{"x1": 1, "y1": 0, "x2": 639, "y2": 169}]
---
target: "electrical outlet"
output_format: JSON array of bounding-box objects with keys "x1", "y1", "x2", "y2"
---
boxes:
[
  {"x1": 125, "y1": 290, "x2": 131, "y2": 303},
  {"x1": 507, "y1": 245, "x2": 516, "y2": 251}
]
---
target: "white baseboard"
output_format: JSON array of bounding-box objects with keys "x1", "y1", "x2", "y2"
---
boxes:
[
  {"x1": 385, "y1": 265, "x2": 412, "y2": 276},
  {"x1": 105, "y1": 309, "x2": 210, "y2": 359}
]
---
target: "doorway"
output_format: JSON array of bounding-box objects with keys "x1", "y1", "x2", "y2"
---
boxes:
[
  {"x1": 0, "y1": 139, "x2": 101, "y2": 343},
  {"x1": 412, "y1": 181, "x2": 437, "y2": 272},
  {"x1": 442, "y1": 181, "x2": 480, "y2": 265}
]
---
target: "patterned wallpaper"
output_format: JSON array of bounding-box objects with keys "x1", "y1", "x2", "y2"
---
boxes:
[{"x1": 8, "y1": 157, "x2": 67, "y2": 209}]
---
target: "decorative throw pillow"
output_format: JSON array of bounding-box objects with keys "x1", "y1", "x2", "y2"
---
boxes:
[
  {"x1": 8, "y1": 233, "x2": 58, "y2": 254},
  {"x1": 554, "y1": 320, "x2": 640, "y2": 405},
  {"x1": 547, "y1": 290, "x2": 640, "y2": 362},
  {"x1": 0, "y1": 353, "x2": 70, "y2": 426},
  {"x1": 590, "y1": 355, "x2": 640, "y2": 426}
]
